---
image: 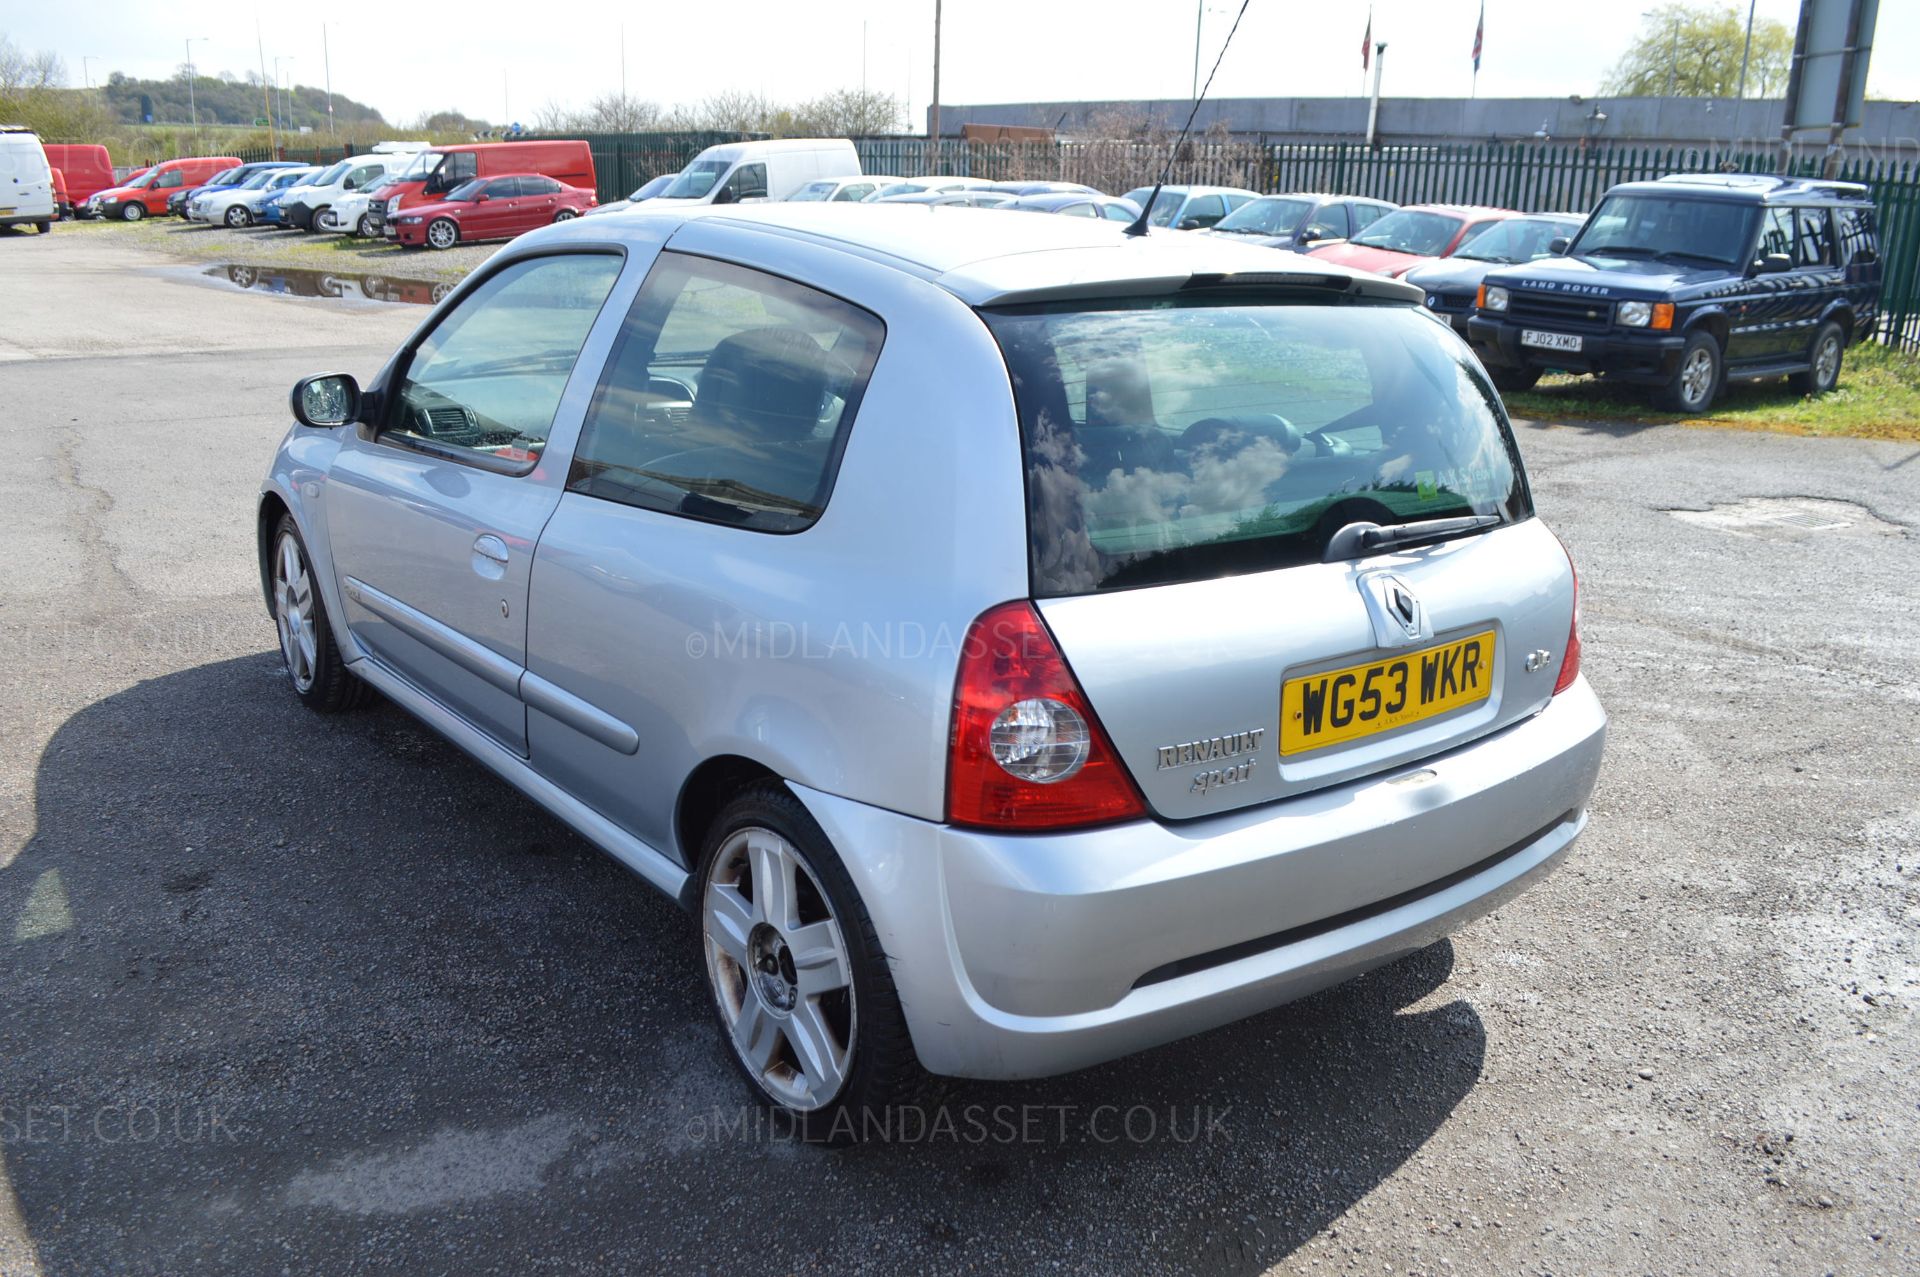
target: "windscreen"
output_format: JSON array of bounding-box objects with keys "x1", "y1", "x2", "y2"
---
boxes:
[
  {"x1": 983, "y1": 297, "x2": 1529, "y2": 596},
  {"x1": 1213, "y1": 198, "x2": 1313, "y2": 237},
  {"x1": 309, "y1": 161, "x2": 351, "y2": 187},
  {"x1": 661, "y1": 160, "x2": 729, "y2": 199},
  {"x1": 1454, "y1": 217, "x2": 1580, "y2": 262},
  {"x1": 1348, "y1": 210, "x2": 1465, "y2": 256},
  {"x1": 1571, "y1": 194, "x2": 1757, "y2": 266}
]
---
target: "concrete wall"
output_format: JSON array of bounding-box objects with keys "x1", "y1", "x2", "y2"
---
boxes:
[{"x1": 933, "y1": 96, "x2": 1920, "y2": 155}]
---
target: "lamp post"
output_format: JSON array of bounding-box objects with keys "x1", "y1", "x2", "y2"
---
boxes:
[
  {"x1": 184, "y1": 37, "x2": 207, "y2": 130},
  {"x1": 275, "y1": 56, "x2": 295, "y2": 131},
  {"x1": 81, "y1": 56, "x2": 96, "y2": 90},
  {"x1": 1736, "y1": 0, "x2": 1757, "y2": 98}
]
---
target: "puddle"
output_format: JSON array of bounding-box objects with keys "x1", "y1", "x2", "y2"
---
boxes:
[
  {"x1": 1667, "y1": 497, "x2": 1904, "y2": 538},
  {"x1": 199, "y1": 263, "x2": 453, "y2": 306}
]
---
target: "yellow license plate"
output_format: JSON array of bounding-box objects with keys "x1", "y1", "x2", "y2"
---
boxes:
[{"x1": 1281, "y1": 631, "x2": 1496, "y2": 756}]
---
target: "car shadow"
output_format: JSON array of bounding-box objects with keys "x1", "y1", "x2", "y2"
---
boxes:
[{"x1": 1, "y1": 654, "x2": 1486, "y2": 1275}]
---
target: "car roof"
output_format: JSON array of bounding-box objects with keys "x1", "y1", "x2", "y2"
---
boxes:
[
  {"x1": 1005, "y1": 193, "x2": 1110, "y2": 211},
  {"x1": 1609, "y1": 173, "x2": 1872, "y2": 203},
  {"x1": 1385, "y1": 203, "x2": 1517, "y2": 217},
  {"x1": 517, "y1": 201, "x2": 1424, "y2": 309},
  {"x1": 1126, "y1": 184, "x2": 1259, "y2": 197}
]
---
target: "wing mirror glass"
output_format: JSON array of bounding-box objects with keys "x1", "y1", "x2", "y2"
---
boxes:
[
  {"x1": 1752, "y1": 253, "x2": 1794, "y2": 275},
  {"x1": 1548, "y1": 236, "x2": 1571, "y2": 255},
  {"x1": 291, "y1": 373, "x2": 361, "y2": 428}
]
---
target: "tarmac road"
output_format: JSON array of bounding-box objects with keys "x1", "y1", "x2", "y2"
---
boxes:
[{"x1": 1, "y1": 229, "x2": 1916, "y2": 1276}]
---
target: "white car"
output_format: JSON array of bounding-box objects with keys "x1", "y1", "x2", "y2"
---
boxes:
[
  {"x1": 280, "y1": 143, "x2": 428, "y2": 233},
  {"x1": 321, "y1": 176, "x2": 401, "y2": 237},
  {"x1": 864, "y1": 176, "x2": 997, "y2": 201},
  {"x1": 786, "y1": 175, "x2": 899, "y2": 203},
  {"x1": 190, "y1": 168, "x2": 314, "y2": 228}
]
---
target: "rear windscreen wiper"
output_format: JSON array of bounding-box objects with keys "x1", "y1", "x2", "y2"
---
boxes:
[{"x1": 1323, "y1": 514, "x2": 1503, "y2": 562}]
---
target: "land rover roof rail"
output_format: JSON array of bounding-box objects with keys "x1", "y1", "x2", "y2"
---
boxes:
[{"x1": 1653, "y1": 172, "x2": 1870, "y2": 199}]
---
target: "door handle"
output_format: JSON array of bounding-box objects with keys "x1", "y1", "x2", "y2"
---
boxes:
[{"x1": 472, "y1": 534, "x2": 511, "y2": 580}]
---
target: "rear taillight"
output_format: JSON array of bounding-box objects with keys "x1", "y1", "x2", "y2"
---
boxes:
[
  {"x1": 947, "y1": 601, "x2": 1146, "y2": 830},
  {"x1": 1554, "y1": 548, "x2": 1583, "y2": 695}
]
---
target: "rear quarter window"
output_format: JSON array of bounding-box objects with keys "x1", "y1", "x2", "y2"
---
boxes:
[{"x1": 984, "y1": 297, "x2": 1530, "y2": 596}]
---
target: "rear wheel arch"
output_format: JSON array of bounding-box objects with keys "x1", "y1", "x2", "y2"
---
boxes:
[
  {"x1": 676, "y1": 755, "x2": 783, "y2": 884},
  {"x1": 1821, "y1": 303, "x2": 1855, "y2": 345}
]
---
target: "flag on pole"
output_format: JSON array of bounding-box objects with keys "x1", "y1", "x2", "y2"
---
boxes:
[
  {"x1": 1362, "y1": 10, "x2": 1373, "y2": 70},
  {"x1": 1473, "y1": 2, "x2": 1484, "y2": 72}
]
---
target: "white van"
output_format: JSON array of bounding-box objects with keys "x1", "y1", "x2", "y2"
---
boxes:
[
  {"x1": 0, "y1": 128, "x2": 57, "y2": 233},
  {"x1": 281, "y1": 141, "x2": 428, "y2": 234},
  {"x1": 654, "y1": 139, "x2": 862, "y2": 205}
]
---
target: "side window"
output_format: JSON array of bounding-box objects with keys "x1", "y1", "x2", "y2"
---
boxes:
[
  {"x1": 1101, "y1": 202, "x2": 1135, "y2": 222},
  {"x1": 727, "y1": 163, "x2": 768, "y2": 201},
  {"x1": 530, "y1": 176, "x2": 561, "y2": 195},
  {"x1": 1352, "y1": 203, "x2": 1389, "y2": 231},
  {"x1": 387, "y1": 254, "x2": 624, "y2": 467},
  {"x1": 1310, "y1": 203, "x2": 1351, "y2": 238},
  {"x1": 345, "y1": 164, "x2": 379, "y2": 190},
  {"x1": 1834, "y1": 206, "x2": 1879, "y2": 264},
  {"x1": 433, "y1": 152, "x2": 477, "y2": 194},
  {"x1": 1795, "y1": 207, "x2": 1833, "y2": 267},
  {"x1": 836, "y1": 183, "x2": 874, "y2": 202},
  {"x1": 569, "y1": 252, "x2": 886, "y2": 532},
  {"x1": 157, "y1": 169, "x2": 184, "y2": 189},
  {"x1": 490, "y1": 177, "x2": 525, "y2": 199},
  {"x1": 1060, "y1": 201, "x2": 1097, "y2": 217},
  {"x1": 1758, "y1": 208, "x2": 1795, "y2": 261}
]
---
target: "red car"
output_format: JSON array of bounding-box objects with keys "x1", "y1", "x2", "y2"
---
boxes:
[
  {"x1": 391, "y1": 173, "x2": 597, "y2": 250},
  {"x1": 1307, "y1": 203, "x2": 1519, "y2": 278}
]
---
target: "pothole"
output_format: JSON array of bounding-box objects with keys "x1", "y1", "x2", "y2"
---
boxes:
[{"x1": 1666, "y1": 497, "x2": 1903, "y2": 538}]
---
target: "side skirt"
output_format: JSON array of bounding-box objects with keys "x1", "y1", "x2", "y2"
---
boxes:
[{"x1": 348, "y1": 654, "x2": 692, "y2": 904}]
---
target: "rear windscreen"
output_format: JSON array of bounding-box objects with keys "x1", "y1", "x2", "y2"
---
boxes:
[{"x1": 983, "y1": 297, "x2": 1530, "y2": 596}]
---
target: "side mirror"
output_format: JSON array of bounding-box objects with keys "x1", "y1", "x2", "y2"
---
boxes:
[
  {"x1": 1548, "y1": 236, "x2": 1571, "y2": 255},
  {"x1": 1298, "y1": 227, "x2": 1324, "y2": 244},
  {"x1": 711, "y1": 185, "x2": 736, "y2": 205},
  {"x1": 1177, "y1": 216, "x2": 1203, "y2": 230},
  {"x1": 291, "y1": 373, "x2": 361, "y2": 428},
  {"x1": 1752, "y1": 253, "x2": 1794, "y2": 275},
  {"x1": 474, "y1": 192, "x2": 490, "y2": 201}
]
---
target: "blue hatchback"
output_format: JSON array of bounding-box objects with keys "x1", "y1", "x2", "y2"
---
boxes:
[{"x1": 167, "y1": 161, "x2": 304, "y2": 218}]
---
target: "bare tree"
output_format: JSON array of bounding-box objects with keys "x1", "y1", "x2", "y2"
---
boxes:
[
  {"x1": 790, "y1": 88, "x2": 902, "y2": 137},
  {"x1": 692, "y1": 89, "x2": 775, "y2": 135},
  {"x1": 581, "y1": 92, "x2": 661, "y2": 132},
  {"x1": 533, "y1": 98, "x2": 578, "y2": 132},
  {"x1": 0, "y1": 33, "x2": 65, "y2": 93}
]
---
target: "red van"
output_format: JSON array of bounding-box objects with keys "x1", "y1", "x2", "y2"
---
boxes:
[
  {"x1": 43, "y1": 144, "x2": 114, "y2": 213},
  {"x1": 88, "y1": 156, "x2": 241, "y2": 221},
  {"x1": 372, "y1": 140, "x2": 594, "y2": 237}
]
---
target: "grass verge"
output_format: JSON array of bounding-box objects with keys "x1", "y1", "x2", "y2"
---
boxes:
[{"x1": 1504, "y1": 342, "x2": 1920, "y2": 443}]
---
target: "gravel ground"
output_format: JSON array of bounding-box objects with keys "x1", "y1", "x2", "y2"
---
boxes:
[{"x1": 1, "y1": 230, "x2": 1916, "y2": 1276}]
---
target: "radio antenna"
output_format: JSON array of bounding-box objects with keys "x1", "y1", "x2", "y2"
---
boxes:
[{"x1": 1125, "y1": 0, "x2": 1254, "y2": 238}]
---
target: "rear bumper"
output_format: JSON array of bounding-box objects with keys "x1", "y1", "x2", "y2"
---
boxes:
[
  {"x1": 1469, "y1": 316, "x2": 1685, "y2": 384},
  {"x1": 792, "y1": 679, "x2": 1607, "y2": 1080}
]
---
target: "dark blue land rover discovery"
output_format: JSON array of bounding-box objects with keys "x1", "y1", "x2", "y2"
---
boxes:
[{"x1": 1467, "y1": 174, "x2": 1882, "y2": 413}]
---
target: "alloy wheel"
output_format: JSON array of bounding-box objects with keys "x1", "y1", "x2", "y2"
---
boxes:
[
  {"x1": 703, "y1": 828, "x2": 856, "y2": 1111},
  {"x1": 1680, "y1": 346, "x2": 1715, "y2": 408},
  {"x1": 1814, "y1": 334, "x2": 1841, "y2": 387},
  {"x1": 273, "y1": 532, "x2": 319, "y2": 694},
  {"x1": 427, "y1": 220, "x2": 457, "y2": 250}
]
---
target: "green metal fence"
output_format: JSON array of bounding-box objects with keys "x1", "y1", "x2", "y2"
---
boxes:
[{"x1": 226, "y1": 129, "x2": 1920, "y2": 351}]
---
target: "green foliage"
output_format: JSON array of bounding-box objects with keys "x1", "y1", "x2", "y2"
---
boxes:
[
  {"x1": 1602, "y1": 3, "x2": 1793, "y2": 97},
  {"x1": 98, "y1": 69, "x2": 389, "y2": 131}
]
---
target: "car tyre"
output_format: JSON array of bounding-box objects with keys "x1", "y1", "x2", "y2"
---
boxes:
[
  {"x1": 1658, "y1": 329, "x2": 1722, "y2": 414},
  {"x1": 425, "y1": 218, "x2": 459, "y2": 250},
  {"x1": 308, "y1": 206, "x2": 329, "y2": 234},
  {"x1": 1489, "y1": 366, "x2": 1541, "y2": 393},
  {"x1": 355, "y1": 213, "x2": 376, "y2": 238},
  {"x1": 224, "y1": 205, "x2": 251, "y2": 228},
  {"x1": 553, "y1": 208, "x2": 579, "y2": 222},
  {"x1": 1789, "y1": 320, "x2": 1845, "y2": 396},
  {"x1": 120, "y1": 202, "x2": 144, "y2": 222},
  {"x1": 35, "y1": 218, "x2": 52, "y2": 234},
  {"x1": 271, "y1": 515, "x2": 370, "y2": 714},
  {"x1": 697, "y1": 783, "x2": 932, "y2": 1142}
]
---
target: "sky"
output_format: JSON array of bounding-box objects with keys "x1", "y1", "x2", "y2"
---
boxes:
[{"x1": 13, "y1": 0, "x2": 1919, "y2": 129}]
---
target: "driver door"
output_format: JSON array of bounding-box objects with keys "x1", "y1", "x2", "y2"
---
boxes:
[{"x1": 324, "y1": 251, "x2": 628, "y2": 753}]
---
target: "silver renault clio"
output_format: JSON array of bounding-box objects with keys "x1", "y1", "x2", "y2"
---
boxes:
[{"x1": 260, "y1": 203, "x2": 1605, "y2": 1132}]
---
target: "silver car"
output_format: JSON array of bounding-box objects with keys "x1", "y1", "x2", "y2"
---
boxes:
[{"x1": 259, "y1": 204, "x2": 1605, "y2": 1134}]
